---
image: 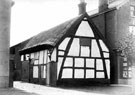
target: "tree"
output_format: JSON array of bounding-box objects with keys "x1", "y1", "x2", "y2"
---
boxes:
[{"x1": 116, "y1": 33, "x2": 135, "y2": 57}]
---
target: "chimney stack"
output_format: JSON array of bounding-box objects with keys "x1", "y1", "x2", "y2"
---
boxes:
[
  {"x1": 78, "y1": 0, "x2": 87, "y2": 15},
  {"x1": 99, "y1": 0, "x2": 108, "y2": 12}
]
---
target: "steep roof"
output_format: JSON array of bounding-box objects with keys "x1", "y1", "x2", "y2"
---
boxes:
[{"x1": 20, "y1": 13, "x2": 111, "y2": 54}]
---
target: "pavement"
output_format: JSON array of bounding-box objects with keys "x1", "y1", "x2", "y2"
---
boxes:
[{"x1": 0, "y1": 81, "x2": 134, "y2": 95}]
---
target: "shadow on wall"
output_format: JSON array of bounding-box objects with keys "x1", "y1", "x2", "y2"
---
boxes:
[{"x1": 13, "y1": 70, "x2": 21, "y2": 81}]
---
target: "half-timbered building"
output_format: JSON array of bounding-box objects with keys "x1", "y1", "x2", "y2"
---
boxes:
[{"x1": 10, "y1": 0, "x2": 135, "y2": 86}]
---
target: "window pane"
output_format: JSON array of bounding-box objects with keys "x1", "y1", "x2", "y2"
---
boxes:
[
  {"x1": 86, "y1": 59, "x2": 95, "y2": 68},
  {"x1": 75, "y1": 58, "x2": 84, "y2": 67},
  {"x1": 86, "y1": 70, "x2": 94, "y2": 78},
  {"x1": 33, "y1": 66, "x2": 38, "y2": 78},
  {"x1": 64, "y1": 58, "x2": 73, "y2": 67},
  {"x1": 74, "y1": 69, "x2": 84, "y2": 78},
  {"x1": 96, "y1": 72, "x2": 104, "y2": 78},
  {"x1": 75, "y1": 21, "x2": 94, "y2": 37},
  {"x1": 39, "y1": 51, "x2": 44, "y2": 64},
  {"x1": 59, "y1": 38, "x2": 70, "y2": 50},
  {"x1": 81, "y1": 46, "x2": 90, "y2": 57},
  {"x1": 91, "y1": 40, "x2": 101, "y2": 57},
  {"x1": 68, "y1": 38, "x2": 80, "y2": 56},
  {"x1": 96, "y1": 59, "x2": 103, "y2": 70},
  {"x1": 62, "y1": 69, "x2": 72, "y2": 78}
]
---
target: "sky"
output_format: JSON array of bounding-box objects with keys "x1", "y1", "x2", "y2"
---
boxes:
[{"x1": 11, "y1": 0, "x2": 98, "y2": 46}]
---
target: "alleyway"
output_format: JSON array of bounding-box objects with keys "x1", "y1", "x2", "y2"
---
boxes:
[{"x1": 0, "y1": 81, "x2": 132, "y2": 95}]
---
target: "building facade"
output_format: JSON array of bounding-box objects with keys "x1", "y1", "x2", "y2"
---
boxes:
[{"x1": 10, "y1": 0, "x2": 135, "y2": 86}]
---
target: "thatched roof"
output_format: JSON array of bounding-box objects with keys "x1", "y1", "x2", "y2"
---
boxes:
[
  {"x1": 20, "y1": 14, "x2": 85, "y2": 54},
  {"x1": 19, "y1": 12, "x2": 113, "y2": 54}
]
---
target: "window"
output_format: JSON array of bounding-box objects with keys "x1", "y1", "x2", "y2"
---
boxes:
[
  {"x1": 33, "y1": 66, "x2": 38, "y2": 78},
  {"x1": 30, "y1": 50, "x2": 50, "y2": 80},
  {"x1": 122, "y1": 57, "x2": 132, "y2": 79},
  {"x1": 21, "y1": 55, "x2": 24, "y2": 61},
  {"x1": 130, "y1": 6, "x2": 135, "y2": 17},
  {"x1": 129, "y1": 26, "x2": 135, "y2": 34},
  {"x1": 25, "y1": 54, "x2": 29, "y2": 60},
  {"x1": 130, "y1": 18, "x2": 135, "y2": 25}
]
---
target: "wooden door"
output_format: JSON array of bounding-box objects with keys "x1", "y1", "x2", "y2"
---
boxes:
[
  {"x1": 21, "y1": 60, "x2": 29, "y2": 82},
  {"x1": 39, "y1": 64, "x2": 46, "y2": 85},
  {"x1": 29, "y1": 59, "x2": 34, "y2": 83}
]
